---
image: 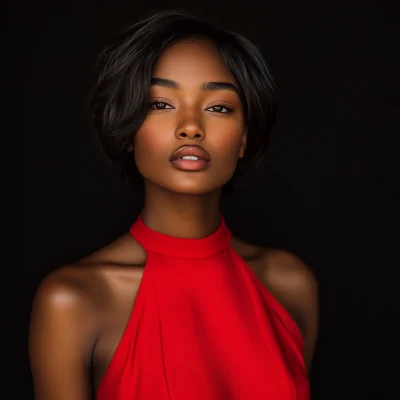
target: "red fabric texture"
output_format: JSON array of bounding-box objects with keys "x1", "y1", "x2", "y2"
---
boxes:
[{"x1": 97, "y1": 215, "x2": 309, "y2": 399}]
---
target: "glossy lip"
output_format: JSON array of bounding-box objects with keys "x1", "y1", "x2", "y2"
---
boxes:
[
  {"x1": 170, "y1": 145, "x2": 211, "y2": 162},
  {"x1": 169, "y1": 145, "x2": 211, "y2": 171}
]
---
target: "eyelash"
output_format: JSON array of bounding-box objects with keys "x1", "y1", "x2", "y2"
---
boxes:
[{"x1": 149, "y1": 101, "x2": 234, "y2": 114}]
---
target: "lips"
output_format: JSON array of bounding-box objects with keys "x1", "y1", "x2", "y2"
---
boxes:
[
  {"x1": 169, "y1": 145, "x2": 211, "y2": 171},
  {"x1": 170, "y1": 145, "x2": 211, "y2": 162}
]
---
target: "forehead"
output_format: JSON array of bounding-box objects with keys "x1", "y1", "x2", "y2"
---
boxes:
[{"x1": 152, "y1": 39, "x2": 237, "y2": 84}]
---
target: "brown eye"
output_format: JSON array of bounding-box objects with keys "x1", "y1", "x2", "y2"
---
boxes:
[
  {"x1": 206, "y1": 105, "x2": 234, "y2": 114},
  {"x1": 150, "y1": 101, "x2": 173, "y2": 110}
]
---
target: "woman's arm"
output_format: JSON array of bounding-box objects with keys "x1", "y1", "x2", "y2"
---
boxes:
[
  {"x1": 29, "y1": 269, "x2": 98, "y2": 400},
  {"x1": 261, "y1": 250, "x2": 319, "y2": 371}
]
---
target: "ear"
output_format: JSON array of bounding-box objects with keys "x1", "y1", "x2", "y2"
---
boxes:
[{"x1": 238, "y1": 129, "x2": 247, "y2": 159}]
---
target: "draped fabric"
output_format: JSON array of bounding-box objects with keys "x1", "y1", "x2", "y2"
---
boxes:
[{"x1": 97, "y1": 215, "x2": 309, "y2": 399}]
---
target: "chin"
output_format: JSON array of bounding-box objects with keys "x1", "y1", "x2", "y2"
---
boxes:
[
  {"x1": 166, "y1": 182, "x2": 221, "y2": 196},
  {"x1": 144, "y1": 169, "x2": 235, "y2": 196},
  {"x1": 150, "y1": 175, "x2": 223, "y2": 196}
]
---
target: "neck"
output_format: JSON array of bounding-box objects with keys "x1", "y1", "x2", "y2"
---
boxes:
[{"x1": 140, "y1": 182, "x2": 222, "y2": 239}]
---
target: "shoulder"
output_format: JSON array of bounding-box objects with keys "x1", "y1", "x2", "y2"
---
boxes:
[
  {"x1": 262, "y1": 249, "x2": 318, "y2": 310},
  {"x1": 29, "y1": 235, "x2": 146, "y2": 397},
  {"x1": 29, "y1": 263, "x2": 121, "y2": 398},
  {"x1": 32, "y1": 230, "x2": 146, "y2": 314},
  {"x1": 30, "y1": 264, "x2": 105, "y2": 338},
  {"x1": 30, "y1": 231, "x2": 147, "y2": 337},
  {"x1": 32, "y1": 264, "x2": 103, "y2": 309},
  {"x1": 231, "y1": 237, "x2": 318, "y2": 300},
  {"x1": 231, "y1": 237, "x2": 318, "y2": 311},
  {"x1": 261, "y1": 249, "x2": 319, "y2": 370},
  {"x1": 29, "y1": 263, "x2": 107, "y2": 381}
]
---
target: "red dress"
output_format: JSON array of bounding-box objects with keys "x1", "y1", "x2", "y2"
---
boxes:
[{"x1": 97, "y1": 215, "x2": 309, "y2": 399}]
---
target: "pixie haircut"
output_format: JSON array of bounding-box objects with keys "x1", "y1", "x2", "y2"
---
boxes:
[{"x1": 90, "y1": 10, "x2": 278, "y2": 191}]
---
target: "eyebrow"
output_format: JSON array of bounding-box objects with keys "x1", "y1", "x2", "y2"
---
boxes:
[{"x1": 150, "y1": 77, "x2": 240, "y2": 95}]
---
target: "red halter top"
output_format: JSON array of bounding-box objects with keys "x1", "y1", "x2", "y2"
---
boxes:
[{"x1": 97, "y1": 215, "x2": 309, "y2": 399}]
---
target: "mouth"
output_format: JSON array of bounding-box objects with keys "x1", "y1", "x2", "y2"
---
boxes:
[{"x1": 169, "y1": 145, "x2": 211, "y2": 171}]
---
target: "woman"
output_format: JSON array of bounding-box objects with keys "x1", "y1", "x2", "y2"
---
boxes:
[{"x1": 29, "y1": 10, "x2": 318, "y2": 400}]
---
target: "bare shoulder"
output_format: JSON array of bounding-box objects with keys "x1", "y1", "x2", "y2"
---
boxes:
[
  {"x1": 261, "y1": 249, "x2": 319, "y2": 371},
  {"x1": 31, "y1": 230, "x2": 147, "y2": 323},
  {"x1": 31, "y1": 264, "x2": 105, "y2": 316},
  {"x1": 30, "y1": 231, "x2": 146, "y2": 347},
  {"x1": 262, "y1": 249, "x2": 318, "y2": 308},
  {"x1": 29, "y1": 233, "x2": 147, "y2": 398},
  {"x1": 28, "y1": 265, "x2": 104, "y2": 399},
  {"x1": 30, "y1": 264, "x2": 106, "y2": 357}
]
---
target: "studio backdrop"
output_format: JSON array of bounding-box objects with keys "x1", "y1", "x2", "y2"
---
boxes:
[{"x1": 21, "y1": 1, "x2": 399, "y2": 399}]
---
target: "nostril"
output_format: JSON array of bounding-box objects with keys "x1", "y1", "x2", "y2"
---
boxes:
[{"x1": 177, "y1": 131, "x2": 203, "y2": 139}]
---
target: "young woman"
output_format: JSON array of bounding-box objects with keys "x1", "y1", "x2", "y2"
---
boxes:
[{"x1": 29, "y1": 10, "x2": 318, "y2": 400}]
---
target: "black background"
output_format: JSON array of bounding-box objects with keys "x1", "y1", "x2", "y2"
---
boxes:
[{"x1": 18, "y1": 0, "x2": 399, "y2": 398}]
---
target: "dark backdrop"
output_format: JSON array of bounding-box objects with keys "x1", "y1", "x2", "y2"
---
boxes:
[{"x1": 19, "y1": 1, "x2": 399, "y2": 399}]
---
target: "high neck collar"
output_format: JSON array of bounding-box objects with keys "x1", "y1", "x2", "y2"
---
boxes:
[{"x1": 129, "y1": 215, "x2": 232, "y2": 259}]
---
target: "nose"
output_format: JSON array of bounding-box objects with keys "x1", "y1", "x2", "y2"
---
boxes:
[{"x1": 174, "y1": 117, "x2": 206, "y2": 141}]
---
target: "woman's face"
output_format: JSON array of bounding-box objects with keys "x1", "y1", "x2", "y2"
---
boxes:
[{"x1": 133, "y1": 39, "x2": 246, "y2": 195}]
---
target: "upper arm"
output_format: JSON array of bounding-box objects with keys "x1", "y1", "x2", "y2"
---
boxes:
[
  {"x1": 263, "y1": 250, "x2": 319, "y2": 371},
  {"x1": 29, "y1": 270, "x2": 98, "y2": 400}
]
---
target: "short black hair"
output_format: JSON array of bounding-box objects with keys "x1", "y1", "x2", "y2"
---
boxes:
[{"x1": 90, "y1": 10, "x2": 278, "y2": 191}]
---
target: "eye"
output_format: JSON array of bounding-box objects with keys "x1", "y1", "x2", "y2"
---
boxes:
[
  {"x1": 150, "y1": 101, "x2": 174, "y2": 110},
  {"x1": 206, "y1": 104, "x2": 234, "y2": 114}
]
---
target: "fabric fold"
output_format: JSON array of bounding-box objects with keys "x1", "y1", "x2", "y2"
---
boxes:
[{"x1": 97, "y1": 215, "x2": 309, "y2": 399}]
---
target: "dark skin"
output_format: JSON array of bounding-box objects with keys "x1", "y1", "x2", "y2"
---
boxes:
[{"x1": 29, "y1": 40, "x2": 319, "y2": 400}]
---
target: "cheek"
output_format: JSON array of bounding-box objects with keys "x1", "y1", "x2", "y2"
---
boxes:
[
  {"x1": 211, "y1": 120, "x2": 244, "y2": 160},
  {"x1": 207, "y1": 121, "x2": 245, "y2": 183},
  {"x1": 133, "y1": 120, "x2": 171, "y2": 174}
]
